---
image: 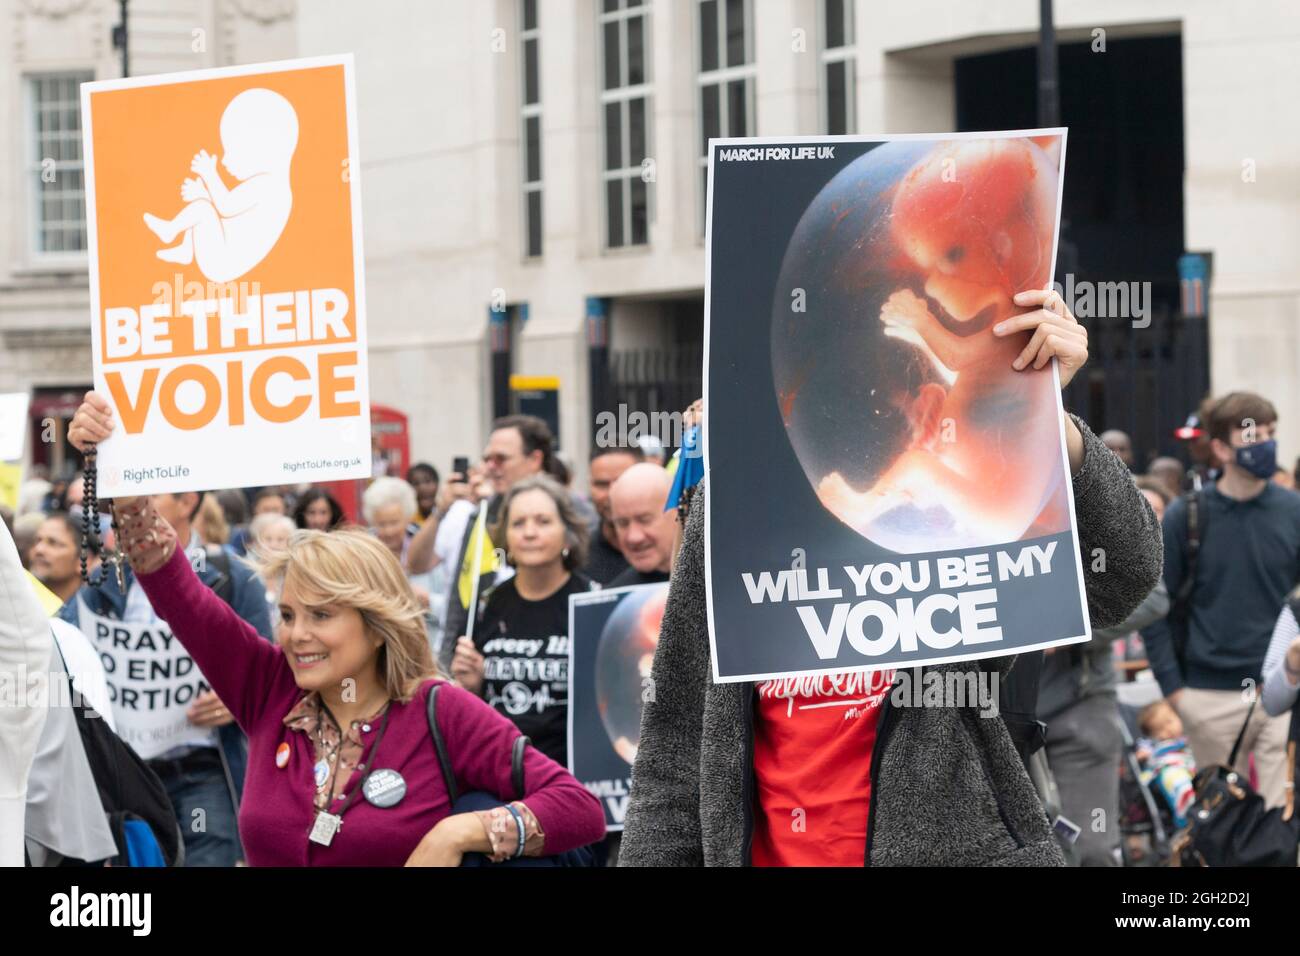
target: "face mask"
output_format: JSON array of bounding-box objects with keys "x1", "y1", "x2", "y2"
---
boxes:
[{"x1": 1234, "y1": 439, "x2": 1277, "y2": 480}]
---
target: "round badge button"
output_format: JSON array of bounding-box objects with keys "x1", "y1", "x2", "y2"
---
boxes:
[
  {"x1": 275, "y1": 742, "x2": 291, "y2": 769},
  {"x1": 363, "y1": 768, "x2": 407, "y2": 808}
]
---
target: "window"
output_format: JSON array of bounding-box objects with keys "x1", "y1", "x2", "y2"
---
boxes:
[
  {"x1": 820, "y1": 0, "x2": 856, "y2": 135},
  {"x1": 600, "y1": 0, "x2": 652, "y2": 248},
  {"x1": 520, "y1": 0, "x2": 542, "y2": 258},
  {"x1": 28, "y1": 72, "x2": 92, "y2": 255},
  {"x1": 697, "y1": 0, "x2": 754, "y2": 229}
]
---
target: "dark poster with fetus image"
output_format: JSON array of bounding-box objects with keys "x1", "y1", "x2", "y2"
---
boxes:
[
  {"x1": 568, "y1": 583, "x2": 669, "y2": 830},
  {"x1": 703, "y1": 130, "x2": 1091, "y2": 684}
]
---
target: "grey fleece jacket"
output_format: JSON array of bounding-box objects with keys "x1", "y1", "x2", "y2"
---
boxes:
[{"x1": 620, "y1": 415, "x2": 1163, "y2": 866}]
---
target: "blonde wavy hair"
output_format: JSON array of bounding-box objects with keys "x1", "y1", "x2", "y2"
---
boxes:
[{"x1": 256, "y1": 528, "x2": 442, "y2": 701}]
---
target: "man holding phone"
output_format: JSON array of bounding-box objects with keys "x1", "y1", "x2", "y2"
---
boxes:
[
  {"x1": 404, "y1": 457, "x2": 478, "y2": 571},
  {"x1": 432, "y1": 457, "x2": 483, "y2": 572},
  {"x1": 437, "y1": 415, "x2": 559, "y2": 670}
]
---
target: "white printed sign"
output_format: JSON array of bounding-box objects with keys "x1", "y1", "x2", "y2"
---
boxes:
[
  {"x1": 78, "y1": 599, "x2": 215, "y2": 760},
  {"x1": 81, "y1": 56, "x2": 371, "y2": 494},
  {"x1": 0, "y1": 392, "x2": 29, "y2": 462}
]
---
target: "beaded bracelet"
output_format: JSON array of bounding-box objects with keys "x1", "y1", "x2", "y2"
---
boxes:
[
  {"x1": 473, "y1": 801, "x2": 543, "y2": 862},
  {"x1": 504, "y1": 803, "x2": 527, "y2": 860}
]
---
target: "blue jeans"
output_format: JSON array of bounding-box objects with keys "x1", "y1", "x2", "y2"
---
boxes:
[{"x1": 155, "y1": 754, "x2": 242, "y2": 867}]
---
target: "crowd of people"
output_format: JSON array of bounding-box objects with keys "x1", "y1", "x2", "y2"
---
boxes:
[
  {"x1": 1054, "y1": 394, "x2": 1300, "y2": 865},
  {"x1": 3, "y1": 292, "x2": 1299, "y2": 868},
  {"x1": 2, "y1": 397, "x2": 681, "y2": 866}
]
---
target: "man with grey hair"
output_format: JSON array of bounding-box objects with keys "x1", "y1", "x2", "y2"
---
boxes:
[{"x1": 609, "y1": 463, "x2": 677, "y2": 588}]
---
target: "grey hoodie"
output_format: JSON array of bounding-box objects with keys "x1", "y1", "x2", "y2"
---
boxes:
[{"x1": 620, "y1": 415, "x2": 1162, "y2": 866}]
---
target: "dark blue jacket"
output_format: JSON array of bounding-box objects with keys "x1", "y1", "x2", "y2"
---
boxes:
[
  {"x1": 58, "y1": 544, "x2": 273, "y2": 807},
  {"x1": 1141, "y1": 482, "x2": 1300, "y2": 695}
]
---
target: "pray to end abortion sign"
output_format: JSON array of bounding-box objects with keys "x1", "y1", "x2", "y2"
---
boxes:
[
  {"x1": 703, "y1": 130, "x2": 1091, "y2": 683},
  {"x1": 81, "y1": 55, "x2": 370, "y2": 495}
]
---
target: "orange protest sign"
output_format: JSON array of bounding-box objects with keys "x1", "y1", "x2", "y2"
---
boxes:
[{"x1": 82, "y1": 55, "x2": 370, "y2": 495}]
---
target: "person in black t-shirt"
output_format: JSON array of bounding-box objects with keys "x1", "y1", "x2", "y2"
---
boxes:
[
  {"x1": 450, "y1": 475, "x2": 595, "y2": 765},
  {"x1": 608, "y1": 463, "x2": 676, "y2": 588}
]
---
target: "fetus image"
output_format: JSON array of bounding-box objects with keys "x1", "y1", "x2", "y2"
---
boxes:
[
  {"x1": 594, "y1": 586, "x2": 667, "y2": 764},
  {"x1": 143, "y1": 88, "x2": 298, "y2": 283},
  {"x1": 773, "y1": 137, "x2": 1070, "y2": 554}
]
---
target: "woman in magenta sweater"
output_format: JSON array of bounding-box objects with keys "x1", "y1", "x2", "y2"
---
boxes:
[{"x1": 68, "y1": 394, "x2": 605, "y2": 867}]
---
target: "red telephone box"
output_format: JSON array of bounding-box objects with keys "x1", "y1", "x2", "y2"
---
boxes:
[{"x1": 319, "y1": 405, "x2": 410, "y2": 524}]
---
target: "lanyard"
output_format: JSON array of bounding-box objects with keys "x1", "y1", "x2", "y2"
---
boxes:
[{"x1": 316, "y1": 703, "x2": 393, "y2": 824}]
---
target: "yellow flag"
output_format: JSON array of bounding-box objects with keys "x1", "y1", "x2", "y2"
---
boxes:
[
  {"x1": 0, "y1": 461, "x2": 20, "y2": 511},
  {"x1": 25, "y1": 570, "x2": 64, "y2": 617},
  {"x1": 457, "y1": 504, "x2": 499, "y2": 609}
]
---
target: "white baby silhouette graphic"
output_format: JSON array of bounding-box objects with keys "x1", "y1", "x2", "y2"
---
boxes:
[{"x1": 143, "y1": 88, "x2": 298, "y2": 282}]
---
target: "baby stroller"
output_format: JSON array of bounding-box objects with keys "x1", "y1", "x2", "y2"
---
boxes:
[{"x1": 1115, "y1": 678, "x2": 1176, "y2": 866}]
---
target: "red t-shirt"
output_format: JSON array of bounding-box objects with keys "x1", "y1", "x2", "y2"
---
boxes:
[{"x1": 751, "y1": 668, "x2": 895, "y2": 867}]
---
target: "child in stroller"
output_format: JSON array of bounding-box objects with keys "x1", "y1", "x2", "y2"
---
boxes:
[
  {"x1": 1135, "y1": 700, "x2": 1198, "y2": 829},
  {"x1": 1115, "y1": 693, "x2": 1194, "y2": 866}
]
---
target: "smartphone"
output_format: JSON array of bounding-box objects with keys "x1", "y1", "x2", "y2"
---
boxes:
[{"x1": 452, "y1": 456, "x2": 470, "y2": 480}]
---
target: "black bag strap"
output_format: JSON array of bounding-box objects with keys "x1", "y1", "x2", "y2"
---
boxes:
[
  {"x1": 426, "y1": 683, "x2": 459, "y2": 805},
  {"x1": 511, "y1": 735, "x2": 528, "y2": 797},
  {"x1": 1227, "y1": 695, "x2": 1257, "y2": 769},
  {"x1": 1172, "y1": 490, "x2": 1206, "y2": 676},
  {"x1": 1178, "y1": 490, "x2": 1203, "y2": 604},
  {"x1": 426, "y1": 682, "x2": 530, "y2": 804}
]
